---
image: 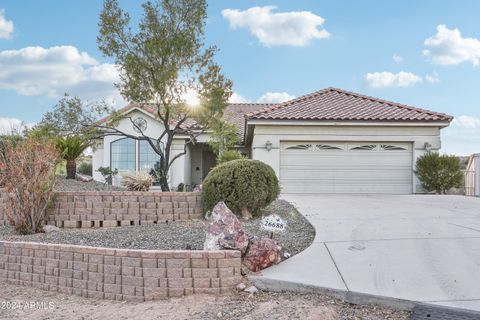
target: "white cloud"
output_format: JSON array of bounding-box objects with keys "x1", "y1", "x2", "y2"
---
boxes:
[
  {"x1": 0, "y1": 45, "x2": 124, "y2": 105},
  {"x1": 0, "y1": 117, "x2": 34, "y2": 134},
  {"x1": 425, "y1": 71, "x2": 440, "y2": 83},
  {"x1": 453, "y1": 115, "x2": 480, "y2": 129},
  {"x1": 443, "y1": 115, "x2": 480, "y2": 155},
  {"x1": 222, "y1": 6, "x2": 330, "y2": 47},
  {"x1": 229, "y1": 92, "x2": 249, "y2": 103},
  {"x1": 0, "y1": 9, "x2": 14, "y2": 39},
  {"x1": 423, "y1": 25, "x2": 480, "y2": 66},
  {"x1": 257, "y1": 92, "x2": 295, "y2": 103},
  {"x1": 364, "y1": 71, "x2": 423, "y2": 88},
  {"x1": 392, "y1": 53, "x2": 403, "y2": 63}
]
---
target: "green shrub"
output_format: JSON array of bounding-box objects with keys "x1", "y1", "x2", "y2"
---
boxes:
[
  {"x1": 415, "y1": 152, "x2": 464, "y2": 194},
  {"x1": 203, "y1": 159, "x2": 280, "y2": 219},
  {"x1": 77, "y1": 162, "x2": 93, "y2": 176},
  {"x1": 218, "y1": 150, "x2": 244, "y2": 164},
  {"x1": 177, "y1": 182, "x2": 185, "y2": 192}
]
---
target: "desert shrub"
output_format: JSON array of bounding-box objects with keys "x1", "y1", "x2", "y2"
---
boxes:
[
  {"x1": 121, "y1": 171, "x2": 153, "y2": 191},
  {"x1": 98, "y1": 166, "x2": 118, "y2": 186},
  {"x1": 0, "y1": 138, "x2": 60, "y2": 234},
  {"x1": 0, "y1": 135, "x2": 22, "y2": 162},
  {"x1": 218, "y1": 150, "x2": 244, "y2": 164},
  {"x1": 177, "y1": 182, "x2": 185, "y2": 192},
  {"x1": 77, "y1": 162, "x2": 93, "y2": 176},
  {"x1": 416, "y1": 152, "x2": 464, "y2": 194},
  {"x1": 203, "y1": 159, "x2": 280, "y2": 219}
]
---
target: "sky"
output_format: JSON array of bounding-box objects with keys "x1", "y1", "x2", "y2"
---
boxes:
[{"x1": 0, "y1": 0, "x2": 479, "y2": 155}]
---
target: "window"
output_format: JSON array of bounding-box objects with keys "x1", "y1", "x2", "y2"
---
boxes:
[
  {"x1": 111, "y1": 138, "x2": 136, "y2": 171},
  {"x1": 380, "y1": 144, "x2": 407, "y2": 151},
  {"x1": 139, "y1": 140, "x2": 160, "y2": 172},
  {"x1": 286, "y1": 144, "x2": 313, "y2": 150},
  {"x1": 316, "y1": 144, "x2": 343, "y2": 151},
  {"x1": 350, "y1": 144, "x2": 377, "y2": 151}
]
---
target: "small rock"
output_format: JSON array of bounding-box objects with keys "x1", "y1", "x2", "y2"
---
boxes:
[
  {"x1": 75, "y1": 173, "x2": 93, "y2": 182},
  {"x1": 244, "y1": 286, "x2": 258, "y2": 294},
  {"x1": 283, "y1": 252, "x2": 291, "y2": 259},
  {"x1": 243, "y1": 236, "x2": 283, "y2": 272},
  {"x1": 43, "y1": 225, "x2": 60, "y2": 233},
  {"x1": 236, "y1": 283, "x2": 247, "y2": 291}
]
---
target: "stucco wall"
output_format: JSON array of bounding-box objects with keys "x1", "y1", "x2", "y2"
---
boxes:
[
  {"x1": 91, "y1": 109, "x2": 211, "y2": 189},
  {"x1": 250, "y1": 124, "x2": 443, "y2": 193},
  {"x1": 92, "y1": 109, "x2": 170, "y2": 185},
  {"x1": 0, "y1": 241, "x2": 241, "y2": 301}
]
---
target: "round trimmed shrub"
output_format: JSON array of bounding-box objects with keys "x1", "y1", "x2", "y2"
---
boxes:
[{"x1": 203, "y1": 159, "x2": 280, "y2": 218}]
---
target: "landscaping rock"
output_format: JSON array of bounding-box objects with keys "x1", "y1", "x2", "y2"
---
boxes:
[
  {"x1": 75, "y1": 173, "x2": 93, "y2": 182},
  {"x1": 43, "y1": 225, "x2": 60, "y2": 233},
  {"x1": 204, "y1": 202, "x2": 249, "y2": 254},
  {"x1": 244, "y1": 286, "x2": 258, "y2": 294},
  {"x1": 243, "y1": 237, "x2": 283, "y2": 272},
  {"x1": 236, "y1": 283, "x2": 247, "y2": 291}
]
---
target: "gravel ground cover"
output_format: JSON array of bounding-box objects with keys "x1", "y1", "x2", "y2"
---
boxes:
[
  {"x1": 54, "y1": 178, "x2": 124, "y2": 192},
  {"x1": 0, "y1": 200, "x2": 315, "y2": 257},
  {"x1": 0, "y1": 281, "x2": 411, "y2": 320}
]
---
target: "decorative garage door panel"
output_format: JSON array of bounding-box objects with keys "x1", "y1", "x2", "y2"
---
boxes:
[{"x1": 280, "y1": 142, "x2": 413, "y2": 194}]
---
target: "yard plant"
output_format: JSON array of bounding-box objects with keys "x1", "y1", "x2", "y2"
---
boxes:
[
  {"x1": 0, "y1": 138, "x2": 59, "y2": 234},
  {"x1": 93, "y1": 0, "x2": 232, "y2": 191},
  {"x1": 203, "y1": 159, "x2": 280, "y2": 219},
  {"x1": 217, "y1": 149, "x2": 244, "y2": 164},
  {"x1": 415, "y1": 152, "x2": 464, "y2": 194},
  {"x1": 55, "y1": 136, "x2": 91, "y2": 179}
]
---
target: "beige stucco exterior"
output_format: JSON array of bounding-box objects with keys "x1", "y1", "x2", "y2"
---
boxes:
[
  {"x1": 249, "y1": 122, "x2": 446, "y2": 193},
  {"x1": 92, "y1": 108, "x2": 214, "y2": 190},
  {"x1": 92, "y1": 108, "x2": 449, "y2": 193}
]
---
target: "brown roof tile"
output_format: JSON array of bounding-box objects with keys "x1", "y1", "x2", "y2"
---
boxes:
[
  {"x1": 246, "y1": 87, "x2": 453, "y2": 123},
  {"x1": 223, "y1": 103, "x2": 275, "y2": 139}
]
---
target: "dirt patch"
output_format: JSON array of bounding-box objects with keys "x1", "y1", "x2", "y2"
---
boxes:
[{"x1": 0, "y1": 282, "x2": 410, "y2": 320}]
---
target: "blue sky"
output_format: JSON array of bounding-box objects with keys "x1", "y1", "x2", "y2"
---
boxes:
[{"x1": 0, "y1": 0, "x2": 479, "y2": 155}]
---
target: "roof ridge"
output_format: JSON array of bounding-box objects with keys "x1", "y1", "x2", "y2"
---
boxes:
[
  {"x1": 327, "y1": 87, "x2": 452, "y2": 119},
  {"x1": 228, "y1": 102, "x2": 276, "y2": 106},
  {"x1": 246, "y1": 87, "x2": 453, "y2": 121},
  {"x1": 245, "y1": 87, "x2": 332, "y2": 118}
]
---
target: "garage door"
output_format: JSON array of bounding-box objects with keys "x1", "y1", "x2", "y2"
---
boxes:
[{"x1": 280, "y1": 142, "x2": 413, "y2": 194}]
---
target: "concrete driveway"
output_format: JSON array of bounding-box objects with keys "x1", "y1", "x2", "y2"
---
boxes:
[{"x1": 252, "y1": 194, "x2": 480, "y2": 312}]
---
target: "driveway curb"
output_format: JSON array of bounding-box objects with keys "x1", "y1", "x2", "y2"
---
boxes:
[
  {"x1": 249, "y1": 275, "x2": 415, "y2": 311},
  {"x1": 249, "y1": 275, "x2": 480, "y2": 317}
]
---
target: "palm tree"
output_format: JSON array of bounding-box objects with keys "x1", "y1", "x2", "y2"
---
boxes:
[{"x1": 55, "y1": 136, "x2": 90, "y2": 179}]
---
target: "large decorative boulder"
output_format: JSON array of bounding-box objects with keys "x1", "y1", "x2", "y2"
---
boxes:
[
  {"x1": 243, "y1": 237, "x2": 283, "y2": 272},
  {"x1": 204, "y1": 202, "x2": 249, "y2": 254}
]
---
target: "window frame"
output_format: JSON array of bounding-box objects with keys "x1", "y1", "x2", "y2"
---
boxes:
[{"x1": 110, "y1": 137, "x2": 163, "y2": 173}]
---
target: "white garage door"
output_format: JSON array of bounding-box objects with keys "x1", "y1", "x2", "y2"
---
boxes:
[{"x1": 280, "y1": 142, "x2": 413, "y2": 194}]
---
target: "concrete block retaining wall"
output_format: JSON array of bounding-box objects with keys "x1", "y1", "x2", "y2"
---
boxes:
[
  {"x1": 0, "y1": 241, "x2": 242, "y2": 301},
  {"x1": 0, "y1": 190, "x2": 203, "y2": 228}
]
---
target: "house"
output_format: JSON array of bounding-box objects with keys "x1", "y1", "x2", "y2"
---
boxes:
[
  {"x1": 465, "y1": 154, "x2": 480, "y2": 196},
  {"x1": 92, "y1": 87, "x2": 453, "y2": 194}
]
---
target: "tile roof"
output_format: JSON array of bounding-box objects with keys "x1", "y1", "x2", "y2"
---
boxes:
[
  {"x1": 246, "y1": 87, "x2": 453, "y2": 123},
  {"x1": 223, "y1": 103, "x2": 275, "y2": 140},
  {"x1": 96, "y1": 103, "x2": 271, "y2": 141}
]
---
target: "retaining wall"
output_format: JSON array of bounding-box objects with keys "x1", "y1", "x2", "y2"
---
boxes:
[
  {"x1": 0, "y1": 190, "x2": 203, "y2": 227},
  {"x1": 0, "y1": 241, "x2": 242, "y2": 301}
]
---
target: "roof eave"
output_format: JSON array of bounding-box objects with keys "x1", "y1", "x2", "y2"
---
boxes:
[{"x1": 246, "y1": 118, "x2": 453, "y2": 127}]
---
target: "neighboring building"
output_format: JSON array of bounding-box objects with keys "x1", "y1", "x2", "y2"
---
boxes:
[
  {"x1": 465, "y1": 154, "x2": 480, "y2": 197},
  {"x1": 92, "y1": 87, "x2": 453, "y2": 194}
]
